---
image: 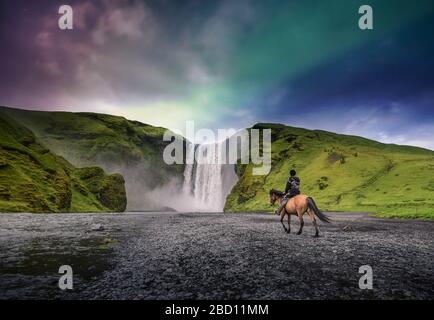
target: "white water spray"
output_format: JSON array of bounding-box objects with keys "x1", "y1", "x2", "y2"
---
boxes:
[{"x1": 183, "y1": 143, "x2": 238, "y2": 212}]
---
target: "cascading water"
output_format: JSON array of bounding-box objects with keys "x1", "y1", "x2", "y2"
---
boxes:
[{"x1": 183, "y1": 142, "x2": 238, "y2": 212}]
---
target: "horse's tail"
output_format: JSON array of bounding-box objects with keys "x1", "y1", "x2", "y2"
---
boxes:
[{"x1": 307, "y1": 197, "x2": 331, "y2": 223}]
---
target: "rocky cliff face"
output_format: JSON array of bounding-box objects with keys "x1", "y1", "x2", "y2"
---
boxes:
[{"x1": 0, "y1": 112, "x2": 126, "y2": 213}]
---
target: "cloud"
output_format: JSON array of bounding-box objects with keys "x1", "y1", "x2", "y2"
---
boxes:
[
  {"x1": 375, "y1": 126, "x2": 434, "y2": 151},
  {"x1": 1, "y1": 1, "x2": 200, "y2": 109},
  {"x1": 92, "y1": 2, "x2": 148, "y2": 44}
]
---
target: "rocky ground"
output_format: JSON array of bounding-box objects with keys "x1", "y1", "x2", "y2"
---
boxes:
[{"x1": 0, "y1": 212, "x2": 433, "y2": 300}]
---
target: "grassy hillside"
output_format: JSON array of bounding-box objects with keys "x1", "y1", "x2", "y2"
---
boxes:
[
  {"x1": 3, "y1": 106, "x2": 432, "y2": 218},
  {"x1": 225, "y1": 123, "x2": 434, "y2": 219},
  {"x1": 0, "y1": 113, "x2": 126, "y2": 213},
  {"x1": 1, "y1": 107, "x2": 185, "y2": 211}
]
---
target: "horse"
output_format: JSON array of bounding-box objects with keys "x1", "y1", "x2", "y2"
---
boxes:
[{"x1": 269, "y1": 189, "x2": 330, "y2": 237}]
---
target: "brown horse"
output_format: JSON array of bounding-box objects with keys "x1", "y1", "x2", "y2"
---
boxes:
[{"x1": 269, "y1": 189, "x2": 330, "y2": 237}]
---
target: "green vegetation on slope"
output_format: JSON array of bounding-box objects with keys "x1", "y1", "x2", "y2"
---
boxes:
[
  {"x1": 3, "y1": 107, "x2": 433, "y2": 218},
  {"x1": 1, "y1": 107, "x2": 185, "y2": 210},
  {"x1": 225, "y1": 123, "x2": 434, "y2": 219},
  {"x1": 0, "y1": 113, "x2": 126, "y2": 213}
]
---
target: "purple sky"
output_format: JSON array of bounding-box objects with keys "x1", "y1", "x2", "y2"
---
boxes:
[{"x1": 1, "y1": 0, "x2": 434, "y2": 150}]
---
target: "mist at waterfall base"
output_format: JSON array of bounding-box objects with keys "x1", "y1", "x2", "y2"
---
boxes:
[
  {"x1": 148, "y1": 143, "x2": 238, "y2": 212},
  {"x1": 50, "y1": 138, "x2": 238, "y2": 212}
]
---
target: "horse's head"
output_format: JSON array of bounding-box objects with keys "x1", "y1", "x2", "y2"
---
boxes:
[{"x1": 269, "y1": 189, "x2": 283, "y2": 206}]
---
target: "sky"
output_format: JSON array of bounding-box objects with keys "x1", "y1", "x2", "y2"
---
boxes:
[{"x1": 0, "y1": 0, "x2": 434, "y2": 149}]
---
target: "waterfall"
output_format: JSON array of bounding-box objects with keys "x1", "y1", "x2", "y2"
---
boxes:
[
  {"x1": 183, "y1": 142, "x2": 238, "y2": 212},
  {"x1": 182, "y1": 143, "x2": 195, "y2": 195}
]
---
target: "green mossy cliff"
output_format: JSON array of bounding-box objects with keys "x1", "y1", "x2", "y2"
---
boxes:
[
  {"x1": 1, "y1": 107, "x2": 184, "y2": 211},
  {"x1": 225, "y1": 123, "x2": 434, "y2": 219},
  {"x1": 0, "y1": 113, "x2": 126, "y2": 213}
]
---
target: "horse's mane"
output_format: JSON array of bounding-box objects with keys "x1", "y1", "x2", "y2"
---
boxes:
[{"x1": 269, "y1": 189, "x2": 285, "y2": 197}]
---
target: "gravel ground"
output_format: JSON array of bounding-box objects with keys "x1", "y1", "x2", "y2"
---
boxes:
[{"x1": 0, "y1": 212, "x2": 433, "y2": 300}]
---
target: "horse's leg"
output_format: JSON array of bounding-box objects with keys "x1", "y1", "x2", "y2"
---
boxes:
[
  {"x1": 307, "y1": 210, "x2": 319, "y2": 237},
  {"x1": 296, "y1": 212, "x2": 304, "y2": 235},
  {"x1": 286, "y1": 213, "x2": 291, "y2": 234},
  {"x1": 280, "y1": 210, "x2": 288, "y2": 233},
  {"x1": 275, "y1": 198, "x2": 285, "y2": 215}
]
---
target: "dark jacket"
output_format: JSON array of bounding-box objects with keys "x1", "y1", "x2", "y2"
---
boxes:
[{"x1": 285, "y1": 176, "x2": 300, "y2": 196}]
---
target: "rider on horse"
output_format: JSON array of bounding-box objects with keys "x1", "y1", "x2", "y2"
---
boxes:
[{"x1": 275, "y1": 169, "x2": 300, "y2": 215}]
